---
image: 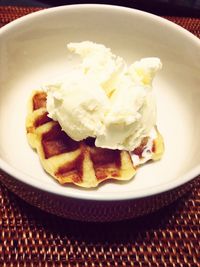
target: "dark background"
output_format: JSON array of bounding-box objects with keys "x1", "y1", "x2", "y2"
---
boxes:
[{"x1": 0, "y1": 0, "x2": 200, "y2": 17}]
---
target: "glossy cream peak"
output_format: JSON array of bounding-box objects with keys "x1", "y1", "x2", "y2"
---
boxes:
[{"x1": 45, "y1": 41, "x2": 162, "y2": 151}]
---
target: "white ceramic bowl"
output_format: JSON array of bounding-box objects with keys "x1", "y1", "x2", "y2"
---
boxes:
[{"x1": 0, "y1": 4, "x2": 200, "y2": 221}]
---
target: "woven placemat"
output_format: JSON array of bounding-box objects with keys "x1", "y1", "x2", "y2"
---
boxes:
[{"x1": 0, "y1": 6, "x2": 200, "y2": 266}]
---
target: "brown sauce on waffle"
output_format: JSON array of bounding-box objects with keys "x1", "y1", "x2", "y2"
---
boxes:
[
  {"x1": 33, "y1": 92, "x2": 47, "y2": 110},
  {"x1": 42, "y1": 124, "x2": 80, "y2": 159},
  {"x1": 34, "y1": 112, "x2": 52, "y2": 128},
  {"x1": 132, "y1": 137, "x2": 149, "y2": 158},
  {"x1": 55, "y1": 152, "x2": 84, "y2": 183},
  {"x1": 152, "y1": 140, "x2": 156, "y2": 153},
  {"x1": 86, "y1": 138, "x2": 121, "y2": 180}
]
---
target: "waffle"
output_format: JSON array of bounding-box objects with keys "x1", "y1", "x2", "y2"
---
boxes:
[{"x1": 26, "y1": 91, "x2": 164, "y2": 188}]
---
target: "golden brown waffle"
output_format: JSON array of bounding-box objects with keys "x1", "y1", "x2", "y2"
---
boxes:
[{"x1": 26, "y1": 91, "x2": 164, "y2": 188}]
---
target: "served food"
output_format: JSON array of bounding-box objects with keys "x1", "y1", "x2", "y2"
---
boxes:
[{"x1": 26, "y1": 41, "x2": 164, "y2": 188}]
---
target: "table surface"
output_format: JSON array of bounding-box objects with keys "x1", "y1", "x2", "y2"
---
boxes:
[
  {"x1": 0, "y1": 5, "x2": 200, "y2": 267},
  {"x1": 1, "y1": 0, "x2": 200, "y2": 17}
]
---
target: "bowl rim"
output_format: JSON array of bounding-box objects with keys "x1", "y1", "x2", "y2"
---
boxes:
[{"x1": 0, "y1": 4, "x2": 200, "y2": 201}]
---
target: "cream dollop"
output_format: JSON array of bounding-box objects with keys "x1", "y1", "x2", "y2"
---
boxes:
[{"x1": 45, "y1": 41, "x2": 162, "y2": 151}]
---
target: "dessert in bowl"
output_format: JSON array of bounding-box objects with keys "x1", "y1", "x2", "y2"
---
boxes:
[
  {"x1": 26, "y1": 41, "x2": 164, "y2": 188},
  {"x1": 0, "y1": 5, "x2": 199, "y2": 221}
]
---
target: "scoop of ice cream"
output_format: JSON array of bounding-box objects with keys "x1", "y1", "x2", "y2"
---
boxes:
[
  {"x1": 45, "y1": 70, "x2": 109, "y2": 141},
  {"x1": 45, "y1": 41, "x2": 162, "y2": 151},
  {"x1": 67, "y1": 41, "x2": 126, "y2": 97},
  {"x1": 95, "y1": 84, "x2": 156, "y2": 150},
  {"x1": 129, "y1": 57, "x2": 162, "y2": 85}
]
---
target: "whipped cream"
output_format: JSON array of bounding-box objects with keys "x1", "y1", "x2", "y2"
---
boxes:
[{"x1": 45, "y1": 41, "x2": 162, "y2": 151}]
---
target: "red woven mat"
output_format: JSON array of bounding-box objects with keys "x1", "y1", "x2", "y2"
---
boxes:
[{"x1": 0, "y1": 6, "x2": 200, "y2": 267}]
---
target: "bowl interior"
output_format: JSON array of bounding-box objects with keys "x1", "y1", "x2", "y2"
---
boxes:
[{"x1": 0, "y1": 5, "x2": 200, "y2": 200}]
